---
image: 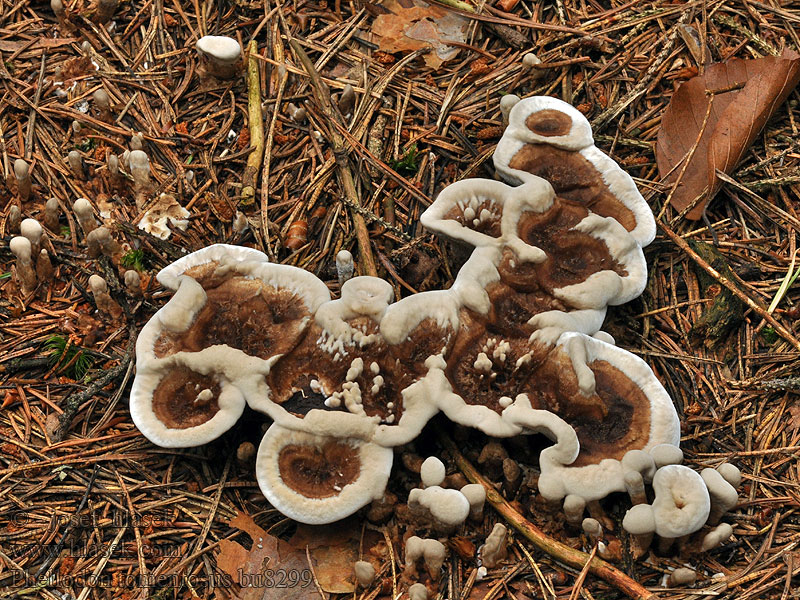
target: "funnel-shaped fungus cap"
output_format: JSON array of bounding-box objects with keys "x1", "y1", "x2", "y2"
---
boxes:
[
  {"x1": 494, "y1": 96, "x2": 655, "y2": 247},
  {"x1": 140, "y1": 252, "x2": 330, "y2": 367},
  {"x1": 255, "y1": 423, "x2": 393, "y2": 524},
  {"x1": 130, "y1": 356, "x2": 246, "y2": 447},
  {"x1": 496, "y1": 333, "x2": 678, "y2": 502},
  {"x1": 651, "y1": 465, "x2": 711, "y2": 538},
  {"x1": 156, "y1": 243, "x2": 268, "y2": 289}
]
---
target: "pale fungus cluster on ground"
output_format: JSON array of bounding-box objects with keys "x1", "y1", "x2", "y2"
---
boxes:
[{"x1": 122, "y1": 97, "x2": 742, "y2": 592}]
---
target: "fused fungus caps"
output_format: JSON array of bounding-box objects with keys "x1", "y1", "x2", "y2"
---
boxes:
[{"x1": 130, "y1": 97, "x2": 685, "y2": 525}]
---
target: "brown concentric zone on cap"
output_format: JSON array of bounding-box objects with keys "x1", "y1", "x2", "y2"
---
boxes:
[
  {"x1": 154, "y1": 275, "x2": 308, "y2": 360},
  {"x1": 526, "y1": 355, "x2": 651, "y2": 468},
  {"x1": 508, "y1": 145, "x2": 637, "y2": 233},
  {"x1": 445, "y1": 309, "x2": 551, "y2": 414},
  {"x1": 268, "y1": 318, "x2": 406, "y2": 423},
  {"x1": 525, "y1": 109, "x2": 573, "y2": 137},
  {"x1": 152, "y1": 366, "x2": 221, "y2": 429},
  {"x1": 278, "y1": 441, "x2": 362, "y2": 498},
  {"x1": 496, "y1": 198, "x2": 626, "y2": 294}
]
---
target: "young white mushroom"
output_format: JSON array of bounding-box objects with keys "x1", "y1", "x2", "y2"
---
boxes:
[
  {"x1": 107, "y1": 153, "x2": 121, "y2": 180},
  {"x1": 700, "y1": 522, "x2": 733, "y2": 551},
  {"x1": 336, "y1": 249, "x2": 354, "y2": 285},
  {"x1": 666, "y1": 567, "x2": 696, "y2": 588},
  {"x1": 622, "y1": 503, "x2": 655, "y2": 558},
  {"x1": 51, "y1": 0, "x2": 65, "y2": 19},
  {"x1": 128, "y1": 150, "x2": 151, "y2": 189},
  {"x1": 408, "y1": 583, "x2": 428, "y2": 600},
  {"x1": 460, "y1": 483, "x2": 486, "y2": 521},
  {"x1": 73, "y1": 198, "x2": 97, "y2": 235},
  {"x1": 650, "y1": 443, "x2": 684, "y2": 468},
  {"x1": 14, "y1": 159, "x2": 31, "y2": 201},
  {"x1": 68, "y1": 150, "x2": 85, "y2": 179},
  {"x1": 232, "y1": 211, "x2": 249, "y2": 234},
  {"x1": 287, "y1": 102, "x2": 307, "y2": 123},
  {"x1": 353, "y1": 560, "x2": 375, "y2": 587},
  {"x1": 8, "y1": 204, "x2": 22, "y2": 233},
  {"x1": 408, "y1": 486, "x2": 470, "y2": 532},
  {"x1": 563, "y1": 494, "x2": 586, "y2": 524},
  {"x1": 421, "y1": 538, "x2": 446, "y2": 578},
  {"x1": 44, "y1": 198, "x2": 61, "y2": 231},
  {"x1": 93, "y1": 88, "x2": 112, "y2": 119},
  {"x1": 651, "y1": 465, "x2": 711, "y2": 552},
  {"x1": 582, "y1": 517, "x2": 603, "y2": 544},
  {"x1": 500, "y1": 94, "x2": 521, "y2": 125},
  {"x1": 130, "y1": 133, "x2": 144, "y2": 151},
  {"x1": 36, "y1": 249, "x2": 54, "y2": 283},
  {"x1": 196, "y1": 36, "x2": 242, "y2": 79},
  {"x1": 480, "y1": 523, "x2": 508, "y2": 568},
  {"x1": 716, "y1": 463, "x2": 741, "y2": 488},
  {"x1": 404, "y1": 536, "x2": 424, "y2": 574},
  {"x1": 20, "y1": 218, "x2": 43, "y2": 256},
  {"x1": 10, "y1": 236, "x2": 37, "y2": 293},
  {"x1": 522, "y1": 52, "x2": 542, "y2": 70},
  {"x1": 420, "y1": 456, "x2": 446, "y2": 488},
  {"x1": 89, "y1": 274, "x2": 123, "y2": 318},
  {"x1": 124, "y1": 270, "x2": 142, "y2": 297},
  {"x1": 701, "y1": 468, "x2": 738, "y2": 525},
  {"x1": 86, "y1": 226, "x2": 121, "y2": 259}
]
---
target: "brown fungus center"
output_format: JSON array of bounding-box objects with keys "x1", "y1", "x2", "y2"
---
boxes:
[
  {"x1": 152, "y1": 366, "x2": 221, "y2": 429},
  {"x1": 155, "y1": 276, "x2": 308, "y2": 360},
  {"x1": 508, "y1": 144, "x2": 637, "y2": 232},
  {"x1": 525, "y1": 109, "x2": 573, "y2": 137},
  {"x1": 278, "y1": 441, "x2": 362, "y2": 498}
]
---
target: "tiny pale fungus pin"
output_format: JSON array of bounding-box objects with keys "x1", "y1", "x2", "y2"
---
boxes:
[{"x1": 196, "y1": 36, "x2": 242, "y2": 79}]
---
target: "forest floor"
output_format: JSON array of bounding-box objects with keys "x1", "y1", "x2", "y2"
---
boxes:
[{"x1": 1, "y1": 0, "x2": 799, "y2": 599}]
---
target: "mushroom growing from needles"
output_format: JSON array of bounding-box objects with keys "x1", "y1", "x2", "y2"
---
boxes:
[
  {"x1": 196, "y1": 36, "x2": 242, "y2": 79},
  {"x1": 10, "y1": 236, "x2": 37, "y2": 293},
  {"x1": 44, "y1": 198, "x2": 60, "y2": 231},
  {"x1": 14, "y1": 159, "x2": 31, "y2": 201},
  {"x1": 73, "y1": 198, "x2": 98, "y2": 235},
  {"x1": 20, "y1": 218, "x2": 43, "y2": 256}
]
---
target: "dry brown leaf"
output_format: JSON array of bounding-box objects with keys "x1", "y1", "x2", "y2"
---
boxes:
[
  {"x1": 216, "y1": 513, "x2": 380, "y2": 599},
  {"x1": 215, "y1": 512, "x2": 318, "y2": 600},
  {"x1": 371, "y1": 0, "x2": 468, "y2": 69},
  {"x1": 656, "y1": 49, "x2": 800, "y2": 219}
]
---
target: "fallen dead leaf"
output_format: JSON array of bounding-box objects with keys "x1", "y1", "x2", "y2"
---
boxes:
[
  {"x1": 216, "y1": 512, "x2": 318, "y2": 600},
  {"x1": 371, "y1": 0, "x2": 469, "y2": 70},
  {"x1": 216, "y1": 512, "x2": 382, "y2": 599},
  {"x1": 656, "y1": 49, "x2": 800, "y2": 219}
]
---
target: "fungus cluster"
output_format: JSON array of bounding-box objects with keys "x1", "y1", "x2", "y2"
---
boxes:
[{"x1": 130, "y1": 97, "x2": 737, "y2": 546}]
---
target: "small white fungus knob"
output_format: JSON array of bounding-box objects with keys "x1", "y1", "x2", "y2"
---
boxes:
[
  {"x1": 196, "y1": 36, "x2": 242, "y2": 79},
  {"x1": 420, "y1": 456, "x2": 445, "y2": 488}
]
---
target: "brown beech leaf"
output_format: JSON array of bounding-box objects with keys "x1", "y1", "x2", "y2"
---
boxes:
[
  {"x1": 656, "y1": 49, "x2": 800, "y2": 220},
  {"x1": 371, "y1": 0, "x2": 469, "y2": 69},
  {"x1": 215, "y1": 512, "x2": 319, "y2": 600}
]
